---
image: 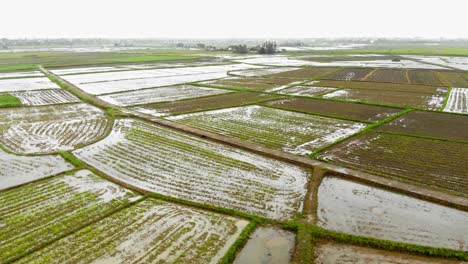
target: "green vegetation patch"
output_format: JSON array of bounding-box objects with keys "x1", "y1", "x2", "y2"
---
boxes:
[
  {"x1": 16, "y1": 198, "x2": 249, "y2": 264},
  {"x1": 0, "y1": 94, "x2": 21, "y2": 107},
  {"x1": 316, "y1": 131, "x2": 468, "y2": 195},
  {"x1": 0, "y1": 170, "x2": 140, "y2": 263},
  {"x1": 108, "y1": 55, "x2": 199, "y2": 63},
  {"x1": 168, "y1": 105, "x2": 367, "y2": 155}
]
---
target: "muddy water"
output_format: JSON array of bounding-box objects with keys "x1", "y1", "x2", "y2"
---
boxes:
[
  {"x1": 234, "y1": 227, "x2": 295, "y2": 264},
  {"x1": 317, "y1": 176, "x2": 468, "y2": 251},
  {"x1": 314, "y1": 243, "x2": 466, "y2": 264}
]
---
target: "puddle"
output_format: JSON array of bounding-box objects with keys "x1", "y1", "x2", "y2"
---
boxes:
[
  {"x1": 315, "y1": 242, "x2": 466, "y2": 264},
  {"x1": 317, "y1": 176, "x2": 468, "y2": 251},
  {"x1": 234, "y1": 227, "x2": 295, "y2": 264}
]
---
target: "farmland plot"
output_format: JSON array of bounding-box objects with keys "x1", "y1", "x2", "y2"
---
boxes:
[
  {"x1": 235, "y1": 56, "x2": 445, "y2": 69},
  {"x1": 0, "y1": 149, "x2": 73, "y2": 190},
  {"x1": 76, "y1": 72, "x2": 228, "y2": 95},
  {"x1": 0, "y1": 77, "x2": 59, "y2": 92},
  {"x1": 73, "y1": 119, "x2": 309, "y2": 220},
  {"x1": 316, "y1": 132, "x2": 468, "y2": 194},
  {"x1": 169, "y1": 105, "x2": 366, "y2": 155},
  {"x1": 365, "y1": 69, "x2": 410, "y2": 83},
  {"x1": 9, "y1": 89, "x2": 80, "y2": 106},
  {"x1": 266, "y1": 67, "x2": 337, "y2": 79},
  {"x1": 132, "y1": 92, "x2": 281, "y2": 117},
  {"x1": 230, "y1": 67, "x2": 298, "y2": 77},
  {"x1": 444, "y1": 88, "x2": 468, "y2": 114},
  {"x1": 322, "y1": 88, "x2": 446, "y2": 110},
  {"x1": 263, "y1": 97, "x2": 401, "y2": 122},
  {"x1": 314, "y1": 243, "x2": 464, "y2": 264},
  {"x1": 408, "y1": 70, "x2": 445, "y2": 86},
  {"x1": 51, "y1": 66, "x2": 129, "y2": 75},
  {"x1": 310, "y1": 80, "x2": 444, "y2": 94},
  {"x1": 436, "y1": 71, "x2": 468, "y2": 87},
  {"x1": 17, "y1": 199, "x2": 248, "y2": 264},
  {"x1": 324, "y1": 68, "x2": 373, "y2": 81},
  {"x1": 0, "y1": 103, "x2": 110, "y2": 154},
  {"x1": 207, "y1": 77, "x2": 303, "y2": 92},
  {"x1": 62, "y1": 64, "x2": 262, "y2": 84},
  {"x1": 379, "y1": 110, "x2": 468, "y2": 141},
  {"x1": 98, "y1": 85, "x2": 228, "y2": 106},
  {"x1": 0, "y1": 170, "x2": 140, "y2": 263},
  {"x1": 278, "y1": 85, "x2": 336, "y2": 96},
  {"x1": 0, "y1": 70, "x2": 43, "y2": 79},
  {"x1": 317, "y1": 176, "x2": 468, "y2": 250}
]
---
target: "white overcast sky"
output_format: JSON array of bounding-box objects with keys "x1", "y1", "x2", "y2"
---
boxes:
[{"x1": 1, "y1": 0, "x2": 467, "y2": 39}]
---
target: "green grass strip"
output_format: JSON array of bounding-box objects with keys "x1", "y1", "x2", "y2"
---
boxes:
[{"x1": 0, "y1": 94, "x2": 22, "y2": 108}]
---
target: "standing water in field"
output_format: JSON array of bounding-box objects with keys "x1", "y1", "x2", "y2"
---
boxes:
[
  {"x1": 234, "y1": 227, "x2": 295, "y2": 264},
  {"x1": 317, "y1": 176, "x2": 468, "y2": 251}
]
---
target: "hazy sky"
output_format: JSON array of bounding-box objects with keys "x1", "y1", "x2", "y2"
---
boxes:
[{"x1": 2, "y1": 0, "x2": 467, "y2": 39}]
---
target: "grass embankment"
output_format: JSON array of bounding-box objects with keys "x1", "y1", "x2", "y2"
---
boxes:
[{"x1": 0, "y1": 94, "x2": 21, "y2": 107}]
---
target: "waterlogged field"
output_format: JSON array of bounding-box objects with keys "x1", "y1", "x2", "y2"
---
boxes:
[
  {"x1": 98, "y1": 84, "x2": 228, "y2": 106},
  {"x1": 0, "y1": 77, "x2": 59, "y2": 92},
  {"x1": 324, "y1": 68, "x2": 374, "y2": 81},
  {"x1": 207, "y1": 77, "x2": 303, "y2": 91},
  {"x1": 73, "y1": 119, "x2": 309, "y2": 220},
  {"x1": 9, "y1": 89, "x2": 80, "y2": 106},
  {"x1": 263, "y1": 97, "x2": 402, "y2": 122},
  {"x1": 265, "y1": 67, "x2": 337, "y2": 78},
  {"x1": 314, "y1": 243, "x2": 464, "y2": 264},
  {"x1": 169, "y1": 105, "x2": 366, "y2": 155},
  {"x1": 317, "y1": 132, "x2": 468, "y2": 194},
  {"x1": 277, "y1": 85, "x2": 336, "y2": 96},
  {"x1": 0, "y1": 149, "x2": 73, "y2": 190},
  {"x1": 317, "y1": 176, "x2": 468, "y2": 250},
  {"x1": 0, "y1": 103, "x2": 110, "y2": 154},
  {"x1": 379, "y1": 111, "x2": 468, "y2": 141},
  {"x1": 132, "y1": 92, "x2": 281, "y2": 117},
  {"x1": 230, "y1": 67, "x2": 299, "y2": 77},
  {"x1": 61, "y1": 64, "x2": 261, "y2": 95},
  {"x1": 17, "y1": 199, "x2": 248, "y2": 264},
  {"x1": 0, "y1": 70, "x2": 43, "y2": 79},
  {"x1": 365, "y1": 69, "x2": 410, "y2": 83},
  {"x1": 310, "y1": 80, "x2": 444, "y2": 94},
  {"x1": 0, "y1": 170, "x2": 140, "y2": 263},
  {"x1": 444, "y1": 88, "x2": 468, "y2": 114},
  {"x1": 322, "y1": 88, "x2": 446, "y2": 110}
]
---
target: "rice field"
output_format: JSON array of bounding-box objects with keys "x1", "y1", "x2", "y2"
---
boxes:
[
  {"x1": 0, "y1": 70, "x2": 43, "y2": 79},
  {"x1": 229, "y1": 67, "x2": 298, "y2": 77},
  {"x1": 0, "y1": 77, "x2": 59, "y2": 92},
  {"x1": 60, "y1": 64, "x2": 262, "y2": 95},
  {"x1": 98, "y1": 84, "x2": 228, "y2": 106},
  {"x1": 314, "y1": 243, "x2": 463, "y2": 264},
  {"x1": 132, "y1": 92, "x2": 281, "y2": 117},
  {"x1": 317, "y1": 176, "x2": 468, "y2": 250},
  {"x1": 9, "y1": 89, "x2": 80, "y2": 106},
  {"x1": 73, "y1": 119, "x2": 309, "y2": 220},
  {"x1": 444, "y1": 88, "x2": 468, "y2": 114},
  {"x1": 322, "y1": 88, "x2": 446, "y2": 110},
  {"x1": 169, "y1": 105, "x2": 366, "y2": 155},
  {"x1": 278, "y1": 85, "x2": 336, "y2": 96},
  {"x1": 0, "y1": 170, "x2": 140, "y2": 263},
  {"x1": 207, "y1": 77, "x2": 303, "y2": 92},
  {"x1": 0, "y1": 148, "x2": 73, "y2": 190},
  {"x1": 316, "y1": 132, "x2": 468, "y2": 194},
  {"x1": 378, "y1": 111, "x2": 468, "y2": 142},
  {"x1": 0, "y1": 103, "x2": 111, "y2": 154},
  {"x1": 263, "y1": 97, "x2": 402, "y2": 122},
  {"x1": 16, "y1": 199, "x2": 248, "y2": 264}
]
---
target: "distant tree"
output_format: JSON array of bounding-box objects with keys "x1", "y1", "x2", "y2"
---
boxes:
[
  {"x1": 176, "y1": 43, "x2": 185, "y2": 48},
  {"x1": 258, "y1": 41, "x2": 277, "y2": 54},
  {"x1": 196, "y1": 43, "x2": 206, "y2": 49},
  {"x1": 231, "y1": 44, "x2": 249, "y2": 54}
]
